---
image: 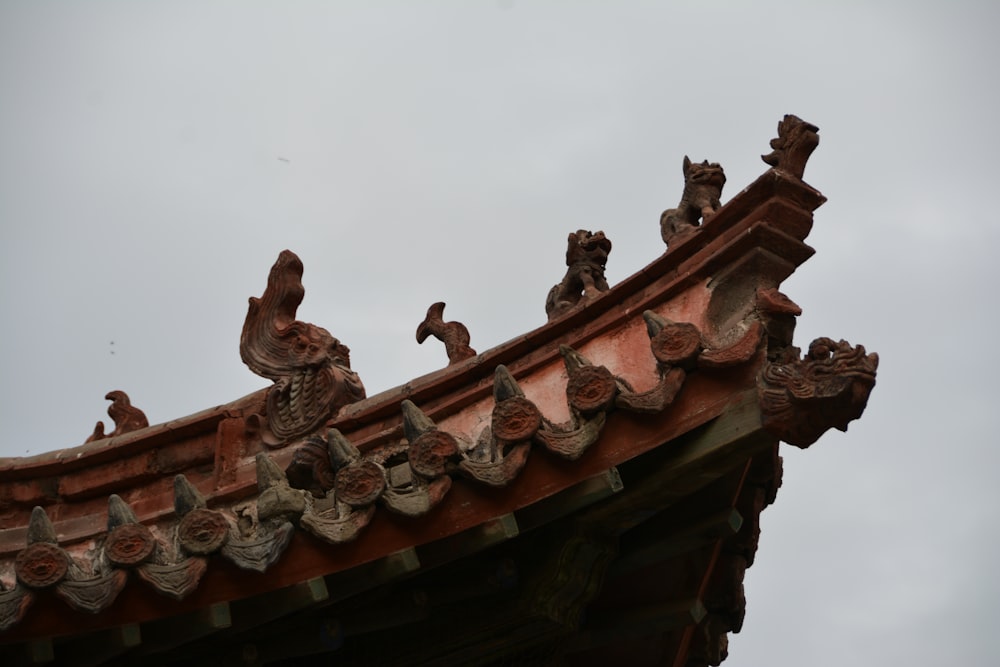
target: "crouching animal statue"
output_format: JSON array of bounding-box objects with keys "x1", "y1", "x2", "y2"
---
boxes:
[
  {"x1": 545, "y1": 230, "x2": 612, "y2": 321},
  {"x1": 659, "y1": 156, "x2": 726, "y2": 248}
]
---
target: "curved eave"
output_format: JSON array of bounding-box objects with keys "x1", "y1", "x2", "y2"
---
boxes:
[
  {"x1": 0, "y1": 169, "x2": 819, "y2": 484},
  {"x1": 0, "y1": 167, "x2": 863, "y2": 650}
]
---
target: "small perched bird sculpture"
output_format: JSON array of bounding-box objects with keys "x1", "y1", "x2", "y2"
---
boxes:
[{"x1": 85, "y1": 390, "x2": 149, "y2": 443}]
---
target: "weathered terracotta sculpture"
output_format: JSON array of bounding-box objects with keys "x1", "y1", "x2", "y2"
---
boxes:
[
  {"x1": 545, "y1": 230, "x2": 612, "y2": 321},
  {"x1": 759, "y1": 337, "x2": 878, "y2": 448},
  {"x1": 240, "y1": 250, "x2": 366, "y2": 445},
  {"x1": 660, "y1": 156, "x2": 726, "y2": 248},
  {"x1": 762, "y1": 114, "x2": 820, "y2": 179},
  {"x1": 416, "y1": 302, "x2": 476, "y2": 365},
  {"x1": 84, "y1": 390, "x2": 148, "y2": 443}
]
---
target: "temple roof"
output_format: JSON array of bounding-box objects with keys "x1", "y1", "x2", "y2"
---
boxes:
[{"x1": 0, "y1": 116, "x2": 877, "y2": 666}]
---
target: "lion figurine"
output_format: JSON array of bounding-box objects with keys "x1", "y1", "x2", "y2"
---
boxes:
[
  {"x1": 545, "y1": 229, "x2": 612, "y2": 321},
  {"x1": 659, "y1": 156, "x2": 726, "y2": 248}
]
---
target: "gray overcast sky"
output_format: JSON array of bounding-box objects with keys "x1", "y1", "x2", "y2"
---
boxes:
[{"x1": 1, "y1": 2, "x2": 997, "y2": 664}]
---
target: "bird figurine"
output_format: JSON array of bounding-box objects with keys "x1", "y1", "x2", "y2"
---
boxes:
[{"x1": 85, "y1": 390, "x2": 149, "y2": 443}]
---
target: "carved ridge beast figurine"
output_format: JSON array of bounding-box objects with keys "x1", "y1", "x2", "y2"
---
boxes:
[
  {"x1": 241, "y1": 250, "x2": 366, "y2": 446},
  {"x1": 660, "y1": 156, "x2": 726, "y2": 248},
  {"x1": 84, "y1": 390, "x2": 148, "y2": 443},
  {"x1": 761, "y1": 114, "x2": 820, "y2": 180},
  {"x1": 546, "y1": 230, "x2": 612, "y2": 321},
  {"x1": 416, "y1": 301, "x2": 476, "y2": 366}
]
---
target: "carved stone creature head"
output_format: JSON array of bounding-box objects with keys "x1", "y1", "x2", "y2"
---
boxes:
[
  {"x1": 761, "y1": 114, "x2": 820, "y2": 180},
  {"x1": 682, "y1": 156, "x2": 726, "y2": 197},
  {"x1": 759, "y1": 337, "x2": 878, "y2": 448},
  {"x1": 289, "y1": 325, "x2": 353, "y2": 370},
  {"x1": 566, "y1": 229, "x2": 612, "y2": 267}
]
